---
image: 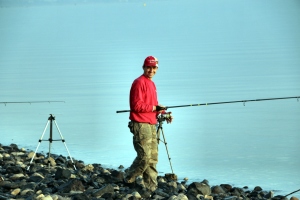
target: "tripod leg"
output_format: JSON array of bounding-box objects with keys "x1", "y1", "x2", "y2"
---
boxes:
[
  {"x1": 48, "y1": 116, "x2": 54, "y2": 168},
  {"x1": 54, "y1": 120, "x2": 77, "y2": 170},
  {"x1": 48, "y1": 140, "x2": 52, "y2": 168},
  {"x1": 156, "y1": 124, "x2": 161, "y2": 144},
  {"x1": 160, "y1": 127, "x2": 174, "y2": 174},
  {"x1": 27, "y1": 120, "x2": 50, "y2": 171}
]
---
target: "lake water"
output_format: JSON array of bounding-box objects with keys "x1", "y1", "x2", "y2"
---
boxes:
[{"x1": 0, "y1": 0, "x2": 300, "y2": 198}]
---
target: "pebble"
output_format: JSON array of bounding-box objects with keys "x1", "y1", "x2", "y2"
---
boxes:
[{"x1": 11, "y1": 188, "x2": 21, "y2": 196}]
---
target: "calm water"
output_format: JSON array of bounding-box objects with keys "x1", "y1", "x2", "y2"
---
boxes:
[{"x1": 1, "y1": 0, "x2": 300, "y2": 197}]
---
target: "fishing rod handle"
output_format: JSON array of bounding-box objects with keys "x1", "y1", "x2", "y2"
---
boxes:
[
  {"x1": 116, "y1": 110, "x2": 130, "y2": 113},
  {"x1": 116, "y1": 107, "x2": 169, "y2": 113}
]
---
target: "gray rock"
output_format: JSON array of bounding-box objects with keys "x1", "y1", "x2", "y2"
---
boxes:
[
  {"x1": 57, "y1": 179, "x2": 85, "y2": 193},
  {"x1": 9, "y1": 173, "x2": 25, "y2": 181},
  {"x1": 20, "y1": 182, "x2": 37, "y2": 190},
  {"x1": 264, "y1": 190, "x2": 274, "y2": 199},
  {"x1": 220, "y1": 184, "x2": 233, "y2": 192},
  {"x1": 5, "y1": 166, "x2": 23, "y2": 174},
  {"x1": 0, "y1": 180, "x2": 20, "y2": 189},
  {"x1": 42, "y1": 187, "x2": 54, "y2": 194},
  {"x1": 272, "y1": 195, "x2": 288, "y2": 200},
  {"x1": 211, "y1": 185, "x2": 226, "y2": 194},
  {"x1": 254, "y1": 186, "x2": 263, "y2": 191},
  {"x1": 28, "y1": 174, "x2": 44, "y2": 182},
  {"x1": 55, "y1": 156, "x2": 67, "y2": 165},
  {"x1": 230, "y1": 187, "x2": 246, "y2": 197},
  {"x1": 187, "y1": 182, "x2": 211, "y2": 197},
  {"x1": 92, "y1": 184, "x2": 115, "y2": 197},
  {"x1": 70, "y1": 193, "x2": 90, "y2": 200},
  {"x1": 154, "y1": 189, "x2": 170, "y2": 198},
  {"x1": 55, "y1": 168, "x2": 71, "y2": 179},
  {"x1": 223, "y1": 196, "x2": 239, "y2": 200}
]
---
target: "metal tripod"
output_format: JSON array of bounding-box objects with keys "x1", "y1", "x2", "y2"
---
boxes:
[
  {"x1": 27, "y1": 114, "x2": 76, "y2": 170},
  {"x1": 156, "y1": 116, "x2": 174, "y2": 174}
]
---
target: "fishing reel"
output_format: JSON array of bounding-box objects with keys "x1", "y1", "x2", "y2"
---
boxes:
[{"x1": 157, "y1": 112, "x2": 173, "y2": 123}]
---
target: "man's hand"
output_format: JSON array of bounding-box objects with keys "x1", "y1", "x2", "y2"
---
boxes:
[{"x1": 155, "y1": 105, "x2": 166, "y2": 112}]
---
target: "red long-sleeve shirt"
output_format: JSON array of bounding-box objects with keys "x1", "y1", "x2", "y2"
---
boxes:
[{"x1": 129, "y1": 75, "x2": 158, "y2": 124}]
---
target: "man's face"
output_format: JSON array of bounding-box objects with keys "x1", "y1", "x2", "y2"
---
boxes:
[{"x1": 143, "y1": 66, "x2": 158, "y2": 79}]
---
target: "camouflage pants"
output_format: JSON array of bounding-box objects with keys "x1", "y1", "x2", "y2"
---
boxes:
[{"x1": 126, "y1": 121, "x2": 158, "y2": 192}]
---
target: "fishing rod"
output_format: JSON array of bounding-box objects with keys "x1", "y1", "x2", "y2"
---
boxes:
[
  {"x1": 284, "y1": 188, "x2": 300, "y2": 197},
  {"x1": 116, "y1": 96, "x2": 299, "y2": 113},
  {"x1": 1, "y1": 101, "x2": 65, "y2": 106}
]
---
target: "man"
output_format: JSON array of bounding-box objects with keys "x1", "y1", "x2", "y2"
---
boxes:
[{"x1": 125, "y1": 56, "x2": 172, "y2": 196}]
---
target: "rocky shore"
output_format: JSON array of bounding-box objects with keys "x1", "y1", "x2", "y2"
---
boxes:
[{"x1": 0, "y1": 143, "x2": 299, "y2": 200}]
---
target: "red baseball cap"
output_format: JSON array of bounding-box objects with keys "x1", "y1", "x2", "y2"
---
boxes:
[{"x1": 143, "y1": 56, "x2": 159, "y2": 67}]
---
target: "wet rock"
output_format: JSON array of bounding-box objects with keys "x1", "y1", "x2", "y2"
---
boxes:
[
  {"x1": 131, "y1": 191, "x2": 142, "y2": 198},
  {"x1": 220, "y1": 184, "x2": 233, "y2": 192},
  {"x1": 27, "y1": 151, "x2": 36, "y2": 158},
  {"x1": 55, "y1": 167, "x2": 71, "y2": 179},
  {"x1": 254, "y1": 185, "x2": 263, "y2": 191},
  {"x1": 154, "y1": 188, "x2": 170, "y2": 198},
  {"x1": 10, "y1": 173, "x2": 26, "y2": 181},
  {"x1": 44, "y1": 157, "x2": 56, "y2": 167},
  {"x1": 20, "y1": 188, "x2": 35, "y2": 196},
  {"x1": 6, "y1": 166, "x2": 23, "y2": 174},
  {"x1": 57, "y1": 179, "x2": 85, "y2": 193},
  {"x1": 11, "y1": 188, "x2": 21, "y2": 196},
  {"x1": 42, "y1": 187, "x2": 54, "y2": 195},
  {"x1": 110, "y1": 169, "x2": 124, "y2": 182},
  {"x1": 11, "y1": 151, "x2": 25, "y2": 156},
  {"x1": 168, "y1": 193, "x2": 189, "y2": 200},
  {"x1": 223, "y1": 196, "x2": 239, "y2": 200},
  {"x1": 70, "y1": 193, "x2": 90, "y2": 200},
  {"x1": 0, "y1": 180, "x2": 20, "y2": 189},
  {"x1": 39, "y1": 194, "x2": 53, "y2": 200},
  {"x1": 2, "y1": 153, "x2": 11, "y2": 159},
  {"x1": 82, "y1": 164, "x2": 94, "y2": 172},
  {"x1": 55, "y1": 155, "x2": 67, "y2": 164},
  {"x1": 0, "y1": 193, "x2": 13, "y2": 200},
  {"x1": 230, "y1": 187, "x2": 246, "y2": 197},
  {"x1": 92, "y1": 184, "x2": 115, "y2": 197},
  {"x1": 9, "y1": 143, "x2": 19, "y2": 150},
  {"x1": 186, "y1": 182, "x2": 211, "y2": 198},
  {"x1": 212, "y1": 185, "x2": 226, "y2": 194},
  {"x1": 265, "y1": 190, "x2": 274, "y2": 199},
  {"x1": 28, "y1": 172, "x2": 44, "y2": 182},
  {"x1": 177, "y1": 183, "x2": 186, "y2": 193},
  {"x1": 21, "y1": 182, "x2": 37, "y2": 190},
  {"x1": 75, "y1": 161, "x2": 86, "y2": 169},
  {"x1": 168, "y1": 181, "x2": 178, "y2": 194},
  {"x1": 272, "y1": 195, "x2": 288, "y2": 200}
]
